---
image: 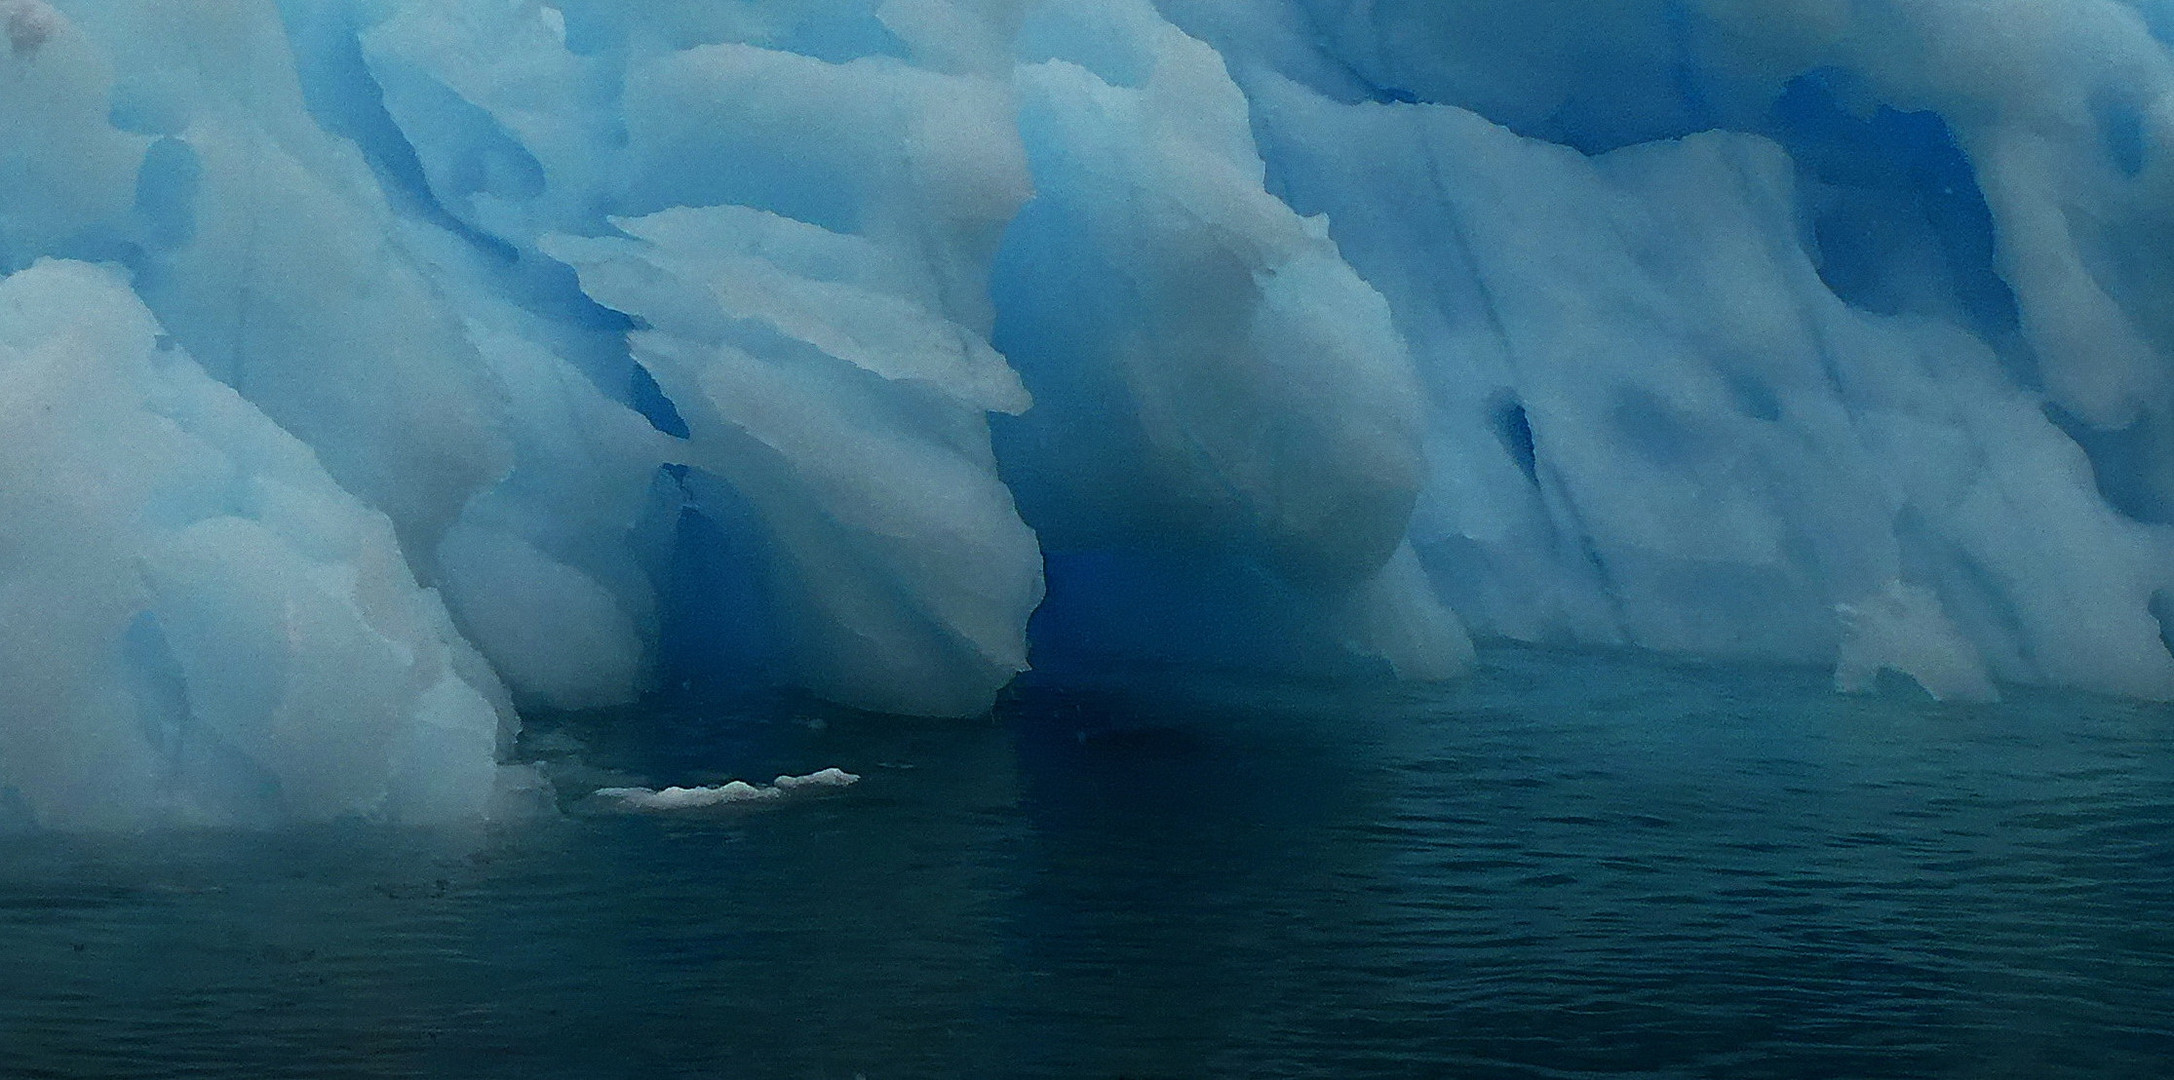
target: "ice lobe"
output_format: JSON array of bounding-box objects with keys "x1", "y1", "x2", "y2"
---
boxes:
[
  {"x1": 0, "y1": 261, "x2": 511, "y2": 828},
  {"x1": 404, "y1": 224, "x2": 667, "y2": 714},
  {"x1": 993, "y1": 0, "x2": 1472, "y2": 679}
]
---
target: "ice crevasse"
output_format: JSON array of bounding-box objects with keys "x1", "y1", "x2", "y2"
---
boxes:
[{"x1": 0, "y1": 0, "x2": 2171, "y2": 826}]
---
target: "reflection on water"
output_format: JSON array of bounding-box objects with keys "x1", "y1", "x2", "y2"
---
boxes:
[{"x1": 4, "y1": 646, "x2": 2173, "y2": 1078}]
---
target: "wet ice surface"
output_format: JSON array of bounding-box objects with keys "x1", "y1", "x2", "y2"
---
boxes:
[{"x1": 4, "y1": 645, "x2": 2172, "y2": 1079}]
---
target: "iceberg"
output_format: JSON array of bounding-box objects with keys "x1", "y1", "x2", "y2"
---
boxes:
[
  {"x1": 0, "y1": 0, "x2": 2169, "y2": 825},
  {"x1": 589, "y1": 767, "x2": 861, "y2": 812}
]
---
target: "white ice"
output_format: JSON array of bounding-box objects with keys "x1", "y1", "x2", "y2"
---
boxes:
[{"x1": 592, "y1": 767, "x2": 861, "y2": 811}]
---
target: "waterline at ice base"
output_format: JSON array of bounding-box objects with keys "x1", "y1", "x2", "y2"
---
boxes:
[{"x1": 2, "y1": 0, "x2": 2173, "y2": 828}]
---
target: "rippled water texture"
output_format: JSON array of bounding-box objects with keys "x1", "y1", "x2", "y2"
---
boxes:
[{"x1": 4, "y1": 647, "x2": 2172, "y2": 1078}]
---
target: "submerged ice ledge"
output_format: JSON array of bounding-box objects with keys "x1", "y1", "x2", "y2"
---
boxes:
[{"x1": 1, "y1": 0, "x2": 2171, "y2": 827}]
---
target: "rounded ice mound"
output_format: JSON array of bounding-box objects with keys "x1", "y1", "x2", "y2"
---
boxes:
[{"x1": 0, "y1": 260, "x2": 514, "y2": 830}]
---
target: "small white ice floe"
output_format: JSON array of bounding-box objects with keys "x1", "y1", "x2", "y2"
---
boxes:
[{"x1": 591, "y1": 768, "x2": 860, "y2": 812}]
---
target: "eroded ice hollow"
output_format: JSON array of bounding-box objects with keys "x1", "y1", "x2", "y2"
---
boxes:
[{"x1": 1, "y1": 0, "x2": 2171, "y2": 826}]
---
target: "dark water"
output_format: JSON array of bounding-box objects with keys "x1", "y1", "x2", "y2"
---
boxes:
[{"x1": 4, "y1": 646, "x2": 2173, "y2": 1079}]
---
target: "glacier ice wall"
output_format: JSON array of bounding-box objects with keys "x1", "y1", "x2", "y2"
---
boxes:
[{"x1": 0, "y1": 0, "x2": 2171, "y2": 825}]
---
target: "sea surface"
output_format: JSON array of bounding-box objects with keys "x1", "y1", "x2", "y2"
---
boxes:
[{"x1": 4, "y1": 646, "x2": 2172, "y2": 1079}]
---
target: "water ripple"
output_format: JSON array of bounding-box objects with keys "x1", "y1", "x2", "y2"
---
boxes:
[{"x1": 3, "y1": 646, "x2": 2172, "y2": 1077}]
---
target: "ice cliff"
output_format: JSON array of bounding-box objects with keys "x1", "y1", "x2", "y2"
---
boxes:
[{"x1": 2, "y1": 0, "x2": 2172, "y2": 826}]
